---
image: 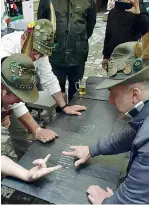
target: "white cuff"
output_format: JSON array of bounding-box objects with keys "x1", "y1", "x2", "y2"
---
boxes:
[{"x1": 12, "y1": 102, "x2": 29, "y2": 118}]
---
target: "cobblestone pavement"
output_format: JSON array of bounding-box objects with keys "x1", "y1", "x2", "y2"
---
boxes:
[
  {"x1": 85, "y1": 13, "x2": 107, "y2": 77},
  {"x1": 1, "y1": 13, "x2": 128, "y2": 203}
]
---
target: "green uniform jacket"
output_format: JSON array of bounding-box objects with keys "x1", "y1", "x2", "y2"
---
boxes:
[{"x1": 37, "y1": 0, "x2": 96, "y2": 67}]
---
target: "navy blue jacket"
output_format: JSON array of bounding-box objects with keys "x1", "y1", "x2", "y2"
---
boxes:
[{"x1": 90, "y1": 101, "x2": 149, "y2": 204}]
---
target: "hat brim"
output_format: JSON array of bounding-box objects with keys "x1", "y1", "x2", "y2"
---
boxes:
[
  {"x1": 96, "y1": 65, "x2": 149, "y2": 90},
  {"x1": 95, "y1": 79, "x2": 123, "y2": 90},
  {"x1": 1, "y1": 76, "x2": 39, "y2": 103}
]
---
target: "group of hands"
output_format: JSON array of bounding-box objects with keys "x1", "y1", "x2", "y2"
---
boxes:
[
  {"x1": 23, "y1": 147, "x2": 114, "y2": 204},
  {"x1": 102, "y1": 0, "x2": 141, "y2": 71},
  {"x1": 2, "y1": 113, "x2": 114, "y2": 204}
]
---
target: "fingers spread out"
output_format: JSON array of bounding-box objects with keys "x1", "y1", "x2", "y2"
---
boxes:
[
  {"x1": 62, "y1": 151, "x2": 75, "y2": 156},
  {"x1": 70, "y1": 146, "x2": 78, "y2": 150},
  {"x1": 75, "y1": 159, "x2": 84, "y2": 168},
  {"x1": 72, "y1": 111, "x2": 81, "y2": 116},
  {"x1": 32, "y1": 154, "x2": 51, "y2": 166},
  {"x1": 32, "y1": 159, "x2": 46, "y2": 167},
  {"x1": 74, "y1": 105, "x2": 87, "y2": 111},
  {"x1": 88, "y1": 194, "x2": 94, "y2": 204},
  {"x1": 46, "y1": 165, "x2": 62, "y2": 173}
]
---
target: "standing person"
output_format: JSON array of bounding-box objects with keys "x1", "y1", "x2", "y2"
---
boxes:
[
  {"x1": 102, "y1": 0, "x2": 149, "y2": 70},
  {"x1": 62, "y1": 41, "x2": 149, "y2": 204},
  {"x1": 37, "y1": 0, "x2": 96, "y2": 101}
]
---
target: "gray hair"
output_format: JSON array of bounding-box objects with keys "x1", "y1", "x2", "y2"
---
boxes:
[{"x1": 127, "y1": 81, "x2": 149, "y2": 100}]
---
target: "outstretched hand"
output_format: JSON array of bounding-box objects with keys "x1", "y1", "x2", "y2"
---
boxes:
[
  {"x1": 63, "y1": 105, "x2": 87, "y2": 116},
  {"x1": 27, "y1": 154, "x2": 62, "y2": 181},
  {"x1": 62, "y1": 146, "x2": 91, "y2": 167}
]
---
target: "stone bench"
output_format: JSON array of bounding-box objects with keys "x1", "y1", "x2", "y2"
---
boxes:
[{"x1": 26, "y1": 91, "x2": 57, "y2": 123}]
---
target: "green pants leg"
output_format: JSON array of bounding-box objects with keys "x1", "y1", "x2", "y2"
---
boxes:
[{"x1": 9, "y1": 113, "x2": 29, "y2": 157}]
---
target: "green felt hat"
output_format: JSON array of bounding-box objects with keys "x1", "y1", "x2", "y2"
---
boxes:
[
  {"x1": 96, "y1": 39, "x2": 149, "y2": 90},
  {"x1": 22, "y1": 3, "x2": 56, "y2": 57},
  {"x1": 1, "y1": 54, "x2": 39, "y2": 103},
  {"x1": 33, "y1": 19, "x2": 55, "y2": 56}
]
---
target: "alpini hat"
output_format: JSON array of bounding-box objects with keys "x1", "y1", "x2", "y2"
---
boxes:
[
  {"x1": 1, "y1": 53, "x2": 39, "y2": 103},
  {"x1": 96, "y1": 32, "x2": 149, "y2": 89},
  {"x1": 21, "y1": 3, "x2": 56, "y2": 56}
]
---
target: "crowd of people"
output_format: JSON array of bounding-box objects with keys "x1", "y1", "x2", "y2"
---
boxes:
[{"x1": 1, "y1": 0, "x2": 149, "y2": 204}]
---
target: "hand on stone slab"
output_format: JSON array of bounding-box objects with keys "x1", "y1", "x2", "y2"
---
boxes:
[
  {"x1": 27, "y1": 154, "x2": 62, "y2": 182},
  {"x1": 63, "y1": 105, "x2": 87, "y2": 116},
  {"x1": 35, "y1": 128, "x2": 58, "y2": 143},
  {"x1": 62, "y1": 146, "x2": 91, "y2": 167},
  {"x1": 87, "y1": 185, "x2": 113, "y2": 204}
]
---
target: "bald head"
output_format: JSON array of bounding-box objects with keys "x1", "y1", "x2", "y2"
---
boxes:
[{"x1": 109, "y1": 81, "x2": 149, "y2": 114}]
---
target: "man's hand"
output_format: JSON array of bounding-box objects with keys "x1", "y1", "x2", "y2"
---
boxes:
[
  {"x1": 102, "y1": 59, "x2": 109, "y2": 70},
  {"x1": 87, "y1": 185, "x2": 113, "y2": 204},
  {"x1": 1, "y1": 115, "x2": 11, "y2": 128},
  {"x1": 62, "y1": 146, "x2": 91, "y2": 167},
  {"x1": 126, "y1": 0, "x2": 140, "y2": 14},
  {"x1": 35, "y1": 128, "x2": 58, "y2": 143},
  {"x1": 27, "y1": 154, "x2": 62, "y2": 182},
  {"x1": 63, "y1": 105, "x2": 87, "y2": 116}
]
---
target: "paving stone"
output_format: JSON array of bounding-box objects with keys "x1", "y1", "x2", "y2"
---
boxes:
[{"x1": 1, "y1": 186, "x2": 15, "y2": 199}]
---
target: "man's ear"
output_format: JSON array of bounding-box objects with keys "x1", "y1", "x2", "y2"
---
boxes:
[{"x1": 132, "y1": 88, "x2": 141, "y2": 104}]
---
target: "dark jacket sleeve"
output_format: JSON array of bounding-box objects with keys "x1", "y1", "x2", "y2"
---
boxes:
[
  {"x1": 133, "y1": 12, "x2": 149, "y2": 37},
  {"x1": 37, "y1": 0, "x2": 51, "y2": 20},
  {"x1": 103, "y1": 142, "x2": 149, "y2": 204},
  {"x1": 86, "y1": 0, "x2": 96, "y2": 39},
  {"x1": 89, "y1": 126, "x2": 136, "y2": 156},
  {"x1": 102, "y1": 11, "x2": 113, "y2": 59}
]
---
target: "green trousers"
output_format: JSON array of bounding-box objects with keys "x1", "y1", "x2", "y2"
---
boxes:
[{"x1": 9, "y1": 113, "x2": 30, "y2": 157}]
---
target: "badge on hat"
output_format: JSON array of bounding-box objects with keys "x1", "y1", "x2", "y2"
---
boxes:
[{"x1": 133, "y1": 32, "x2": 149, "y2": 72}]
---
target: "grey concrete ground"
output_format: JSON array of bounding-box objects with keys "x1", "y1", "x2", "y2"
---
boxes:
[{"x1": 1, "y1": 13, "x2": 128, "y2": 203}]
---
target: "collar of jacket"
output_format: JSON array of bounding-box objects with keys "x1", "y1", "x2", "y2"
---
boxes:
[{"x1": 128, "y1": 100, "x2": 149, "y2": 132}]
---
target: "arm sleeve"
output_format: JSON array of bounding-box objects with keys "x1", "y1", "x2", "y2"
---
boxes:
[
  {"x1": 103, "y1": 144, "x2": 149, "y2": 204},
  {"x1": 89, "y1": 126, "x2": 136, "y2": 156},
  {"x1": 0, "y1": 35, "x2": 16, "y2": 59},
  {"x1": 12, "y1": 102, "x2": 29, "y2": 118},
  {"x1": 102, "y1": 11, "x2": 112, "y2": 59},
  {"x1": 36, "y1": 56, "x2": 61, "y2": 95},
  {"x1": 133, "y1": 13, "x2": 149, "y2": 37},
  {"x1": 37, "y1": 0, "x2": 51, "y2": 20},
  {"x1": 86, "y1": 0, "x2": 96, "y2": 39}
]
